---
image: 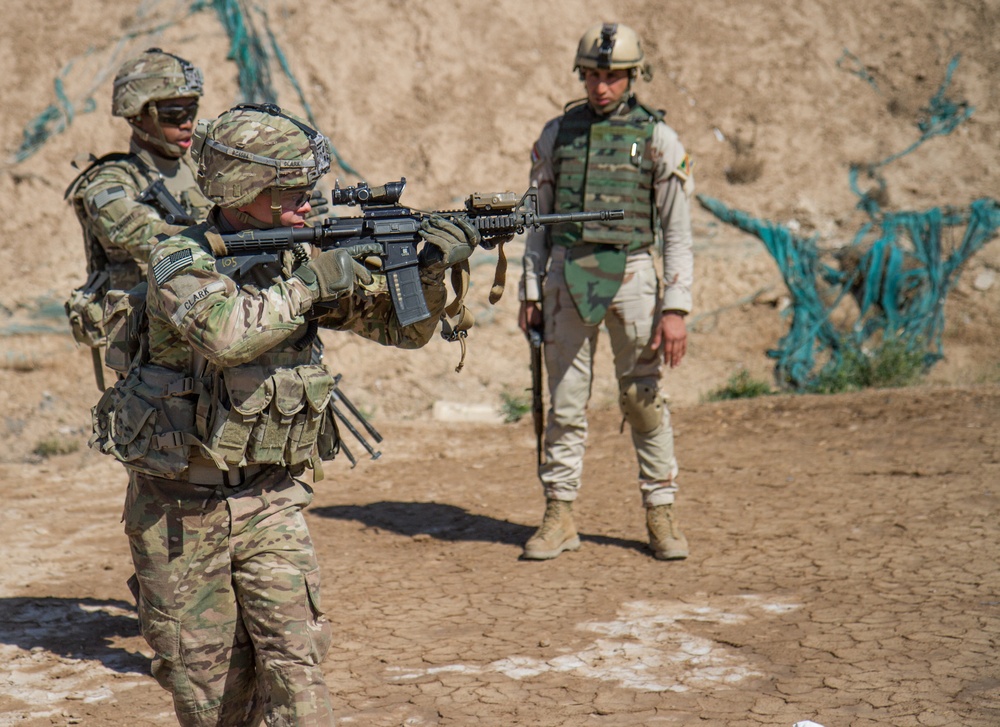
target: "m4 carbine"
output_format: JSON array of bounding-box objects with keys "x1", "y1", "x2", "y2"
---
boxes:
[{"x1": 217, "y1": 178, "x2": 625, "y2": 326}]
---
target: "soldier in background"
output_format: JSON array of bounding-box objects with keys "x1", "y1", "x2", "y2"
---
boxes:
[
  {"x1": 64, "y1": 48, "x2": 211, "y2": 384},
  {"x1": 91, "y1": 103, "x2": 479, "y2": 725},
  {"x1": 518, "y1": 22, "x2": 695, "y2": 561}
]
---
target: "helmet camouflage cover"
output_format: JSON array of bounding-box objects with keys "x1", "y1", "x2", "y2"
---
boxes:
[
  {"x1": 112, "y1": 48, "x2": 203, "y2": 118},
  {"x1": 574, "y1": 22, "x2": 648, "y2": 76},
  {"x1": 194, "y1": 103, "x2": 332, "y2": 209}
]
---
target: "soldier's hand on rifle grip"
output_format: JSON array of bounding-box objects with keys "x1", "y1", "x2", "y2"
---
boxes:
[
  {"x1": 519, "y1": 300, "x2": 543, "y2": 336},
  {"x1": 303, "y1": 188, "x2": 330, "y2": 221},
  {"x1": 417, "y1": 215, "x2": 481, "y2": 276},
  {"x1": 294, "y1": 248, "x2": 372, "y2": 303}
]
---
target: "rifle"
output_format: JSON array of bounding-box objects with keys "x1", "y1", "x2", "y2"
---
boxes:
[
  {"x1": 216, "y1": 178, "x2": 625, "y2": 327},
  {"x1": 138, "y1": 178, "x2": 198, "y2": 226},
  {"x1": 528, "y1": 327, "x2": 545, "y2": 468}
]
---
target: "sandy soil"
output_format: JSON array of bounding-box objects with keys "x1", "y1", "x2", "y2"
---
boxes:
[{"x1": 0, "y1": 0, "x2": 998, "y2": 725}]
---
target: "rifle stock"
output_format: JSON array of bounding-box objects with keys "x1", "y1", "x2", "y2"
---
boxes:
[{"x1": 528, "y1": 327, "x2": 545, "y2": 468}]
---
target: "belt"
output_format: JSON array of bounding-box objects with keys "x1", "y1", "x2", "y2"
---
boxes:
[{"x1": 186, "y1": 460, "x2": 268, "y2": 487}]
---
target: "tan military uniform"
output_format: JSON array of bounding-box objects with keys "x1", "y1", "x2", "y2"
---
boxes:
[{"x1": 521, "y1": 94, "x2": 694, "y2": 507}]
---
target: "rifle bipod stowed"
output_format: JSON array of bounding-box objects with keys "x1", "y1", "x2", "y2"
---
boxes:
[{"x1": 328, "y1": 374, "x2": 383, "y2": 468}]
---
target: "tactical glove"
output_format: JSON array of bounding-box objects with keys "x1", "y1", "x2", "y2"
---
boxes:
[
  {"x1": 293, "y1": 248, "x2": 373, "y2": 303},
  {"x1": 303, "y1": 189, "x2": 330, "y2": 221},
  {"x1": 418, "y1": 215, "x2": 480, "y2": 276}
]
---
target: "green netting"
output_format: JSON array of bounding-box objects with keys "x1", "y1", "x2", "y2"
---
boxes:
[
  {"x1": 699, "y1": 54, "x2": 1000, "y2": 390},
  {"x1": 8, "y1": 0, "x2": 360, "y2": 177}
]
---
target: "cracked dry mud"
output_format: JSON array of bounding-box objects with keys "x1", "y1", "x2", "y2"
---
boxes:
[{"x1": 1, "y1": 384, "x2": 997, "y2": 726}]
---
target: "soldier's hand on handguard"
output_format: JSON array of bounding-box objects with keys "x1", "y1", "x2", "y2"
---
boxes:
[
  {"x1": 303, "y1": 189, "x2": 330, "y2": 221},
  {"x1": 652, "y1": 311, "x2": 688, "y2": 369},
  {"x1": 417, "y1": 215, "x2": 480, "y2": 276},
  {"x1": 293, "y1": 248, "x2": 373, "y2": 303}
]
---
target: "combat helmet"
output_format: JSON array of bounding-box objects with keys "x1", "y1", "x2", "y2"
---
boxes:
[
  {"x1": 112, "y1": 48, "x2": 204, "y2": 156},
  {"x1": 193, "y1": 103, "x2": 331, "y2": 227},
  {"x1": 573, "y1": 23, "x2": 652, "y2": 81}
]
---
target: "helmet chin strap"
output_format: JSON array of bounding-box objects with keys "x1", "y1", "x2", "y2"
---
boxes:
[
  {"x1": 269, "y1": 186, "x2": 282, "y2": 227},
  {"x1": 233, "y1": 186, "x2": 283, "y2": 229},
  {"x1": 131, "y1": 105, "x2": 183, "y2": 157}
]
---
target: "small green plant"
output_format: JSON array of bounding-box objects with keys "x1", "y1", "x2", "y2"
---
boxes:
[
  {"x1": 500, "y1": 390, "x2": 532, "y2": 423},
  {"x1": 807, "y1": 339, "x2": 925, "y2": 394},
  {"x1": 32, "y1": 436, "x2": 80, "y2": 458},
  {"x1": 705, "y1": 369, "x2": 773, "y2": 401}
]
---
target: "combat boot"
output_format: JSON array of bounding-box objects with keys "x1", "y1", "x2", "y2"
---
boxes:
[
  {"x1": 522, "y1": 499, "x2": 580, "y2": 560},
  {"x1": 646, "y1": 503, "x2": 689, "y2": 560}
]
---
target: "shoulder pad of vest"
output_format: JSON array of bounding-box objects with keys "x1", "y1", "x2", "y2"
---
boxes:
[
  {"x1": 64, "y1": 152, "x2": 151, "y2": 200},
  {"x1": 633, "y1": 100, "x2": 665, "y2": 123},
  {"x1": 562, "y1": 98, "x2": 591, "y2": 115}
]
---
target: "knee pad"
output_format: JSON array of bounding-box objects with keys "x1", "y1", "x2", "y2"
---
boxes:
[{"x1": 619, "y1": 378, "x2": 664, "y2": 434}]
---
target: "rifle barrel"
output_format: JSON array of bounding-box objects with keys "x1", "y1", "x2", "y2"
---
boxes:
[{"x1": 532, "y1": 209, "x2": 625, "y2": 226}]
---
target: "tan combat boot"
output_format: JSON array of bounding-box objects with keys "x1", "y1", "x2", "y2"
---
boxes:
[
  {"x1": 646, "y1": 503, "x2": 689, "y2": 560},
  {"x1": 522, "y1": 499, "x2": 581, "y2": 560}
]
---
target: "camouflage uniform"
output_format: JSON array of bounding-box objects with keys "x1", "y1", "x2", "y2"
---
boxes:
[
  {"x1": 117, "y1": 209, "x2": 446, "y2": 726},
  {"x1": 91, "y1": 104, "x2": 471, "y2": 725},
  {"x1": 521, "y1": 93, "x2": 694, "y2": 507},
  {"x1": 65, "y1": 48, "x2": 209, "y2": 358},
  {"x1": 69, "y1": 143, "x2": 212, "y2": 290}
]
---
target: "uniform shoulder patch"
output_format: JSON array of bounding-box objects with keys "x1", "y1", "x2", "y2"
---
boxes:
[
  {"x1": 152, "y1": 249, "x2": 194, "y2": 285},
  {"x1": 674, "y1": 154, "x2": 693, "y2": 180}
]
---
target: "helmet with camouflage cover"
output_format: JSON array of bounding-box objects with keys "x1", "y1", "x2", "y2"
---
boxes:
[
  {"x1": 113, "y1": 48, "x2": 203, "y2": 157},
  {"x1": 193, "y1": 103, "x2": 332, "y2": 225},
  {"x1": 112, "y1": 47, "x2": 203, "y2": 118},
  {"x1": 573, "y1": 23, "x2": 651, "y2": 80}
]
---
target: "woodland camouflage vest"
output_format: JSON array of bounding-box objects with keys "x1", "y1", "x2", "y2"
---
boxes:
[{"x1": 550, "y1": 97, "x2": 661, "y2": 252}]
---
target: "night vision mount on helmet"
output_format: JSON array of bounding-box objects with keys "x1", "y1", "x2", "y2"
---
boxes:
[{"x1": 573, "y1": 22, "x2": 652, "y2": 82}]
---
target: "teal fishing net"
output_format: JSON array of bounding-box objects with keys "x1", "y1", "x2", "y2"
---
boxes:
[{"x1": 698, "y1": 55, "x2": 1000, "y2": 389}]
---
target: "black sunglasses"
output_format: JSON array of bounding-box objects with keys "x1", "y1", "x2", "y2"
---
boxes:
[{"x1": 155, "y1": 102, "x2": 199, "y2": 126}]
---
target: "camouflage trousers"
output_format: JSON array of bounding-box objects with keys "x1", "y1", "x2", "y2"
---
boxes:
[
  {"x1": 540, "y1": 247, "x2": 679, "y2": 506},
  {"x1": 124, "y1": 467, "x2": 335, "y2": 726}
]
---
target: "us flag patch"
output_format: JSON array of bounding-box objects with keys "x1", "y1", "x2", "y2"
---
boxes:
[
  {"x1": 531, "y1": 143, "x2": 542, "y2": 164},
  {"x1": 152, "y1": 249, "x2": 193, "y2": 284}
]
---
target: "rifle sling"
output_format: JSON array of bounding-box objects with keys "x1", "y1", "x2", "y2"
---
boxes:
[{"x1": 440, "y1": 260, "x2": 474, "y2": 373}]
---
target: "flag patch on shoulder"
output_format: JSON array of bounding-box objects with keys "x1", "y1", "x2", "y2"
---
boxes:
[{"x1": 152, "y1": 249, "x2": 193, "y2": 284}]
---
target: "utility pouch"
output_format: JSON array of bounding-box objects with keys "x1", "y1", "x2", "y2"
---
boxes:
[
  {"x1": 103, "y1": 283, "x2": 148, "y2": 374},
  {"x1": 89, "y1": 367, "x2": 199, "y2": 478},
  {"x1": 206, "y1": 364, "x2": 337, "y2": 468},
  {"x1": 65, "y1": 270, "x2": 110, "y2": 348},
  {"x1": 286, "y1": 365, "x2": 337, "y2": 466}
]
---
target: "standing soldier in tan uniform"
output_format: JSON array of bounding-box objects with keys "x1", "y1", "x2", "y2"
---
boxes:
[
  {"x1": 90, "y1": 103, "x2": 480, "y2": 725},
  {"x1": 518, "y1": 23, "x2": 695, "y2": 561},
  {"x1": 65, "y1": 48, "x2": 212, "y2": 384}
]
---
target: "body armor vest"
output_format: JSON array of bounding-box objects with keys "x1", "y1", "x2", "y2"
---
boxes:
[
  {"x1": 66, "y1": 153, "x2": 151, "y2": 291},
  {"x1": 91, "y1": 225, "x2": 339, "y2": 480},
  {"x1": 550, "y1": 97, "x2": 660, "y2": 252}
]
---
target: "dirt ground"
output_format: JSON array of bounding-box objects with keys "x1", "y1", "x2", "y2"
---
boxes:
[
  {"x1": 1, "y1": 0, "x2": 999, "y2": 725},
  {"x1": 2, "y1": 386, "x2": 999, "y2": 726}
]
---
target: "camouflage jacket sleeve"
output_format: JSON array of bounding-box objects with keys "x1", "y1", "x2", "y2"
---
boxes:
[
  {"x1": 651, "y1": 122, "x2": 695, "y2": 314},
  {"x1": 519, "y1": 117, "x2": 561, "y2": 303},
  {"x1": 311, "y1": 269, "x2": 448, "y2": 349},
  {"x1": 146, "y1": 226, "x2": 317, "y2": 368},
  {"x1": 81, "y1": 161, "x2": 187, "y2": 267}
]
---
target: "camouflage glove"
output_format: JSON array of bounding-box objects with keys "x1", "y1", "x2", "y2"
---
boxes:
[
  {"x1": 303, "y1": 189, "x2": 330, "y2": 221},
  {"x1": 418, "y1": 215, "x2": 480, "y2": 277},
  {"x1": 293, "y1": 248, "x2": 372, "y2": 303}
]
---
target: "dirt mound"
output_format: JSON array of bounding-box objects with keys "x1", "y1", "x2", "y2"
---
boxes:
[{"x1": 1, "y1": 1, "x2": 999, "y2": 724}]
